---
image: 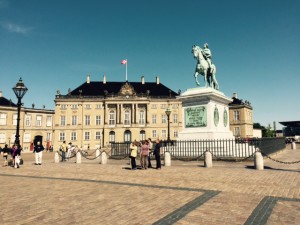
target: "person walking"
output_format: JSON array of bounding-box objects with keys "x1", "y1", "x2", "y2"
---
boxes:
[
  {"x1": 61, "y1": 141, "x2": 67, "y2": 162},
  {"x1": 33, "y1": 141, "x2": 44, "y2": 165},
  {"x1": 140, "y1": 140, "x2": 149, "y2": 170},
  {"x1": 129, "y1": 142, "x2": 138, "y2": 170},
  {"x1": 153, "y1": 139, "x2": 162, "y2": 170},
  {"x1": 147, "y1": 138, "x2": 153, "y2": 168},
  {"x1": 2, "y1": 144, "x2": 10, "y2": 166}
]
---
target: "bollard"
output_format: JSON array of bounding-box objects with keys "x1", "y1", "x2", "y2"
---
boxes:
[
  {"x1": 204, "y1": 151, "x2": 212, "y2": 168},
  {"x1": 100, "y1": 152, "x2": 107, "y2": 164},
  {"x1": 291, "y1": 142, "x2": 296, "y2": 150},
  {"x1": 76, "y1": 151, "x2": 82, "y2": 164},
  {"x1": 96, "y1": 149, "x2": 101, "y2": 158},
  {"x1": 54, "y1": 152, "x2": 60, "y2": 163},
  {"x1": 164, "y1": 152, "x2": 171, "y2": 166},
  {"x1": 254, "y1": 151, "x2": 264, "y2": 170}
]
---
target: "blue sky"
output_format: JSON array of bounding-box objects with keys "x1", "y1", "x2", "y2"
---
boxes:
[{"x1": 0, "y1": 0, "x2": 299, "y2": 129}]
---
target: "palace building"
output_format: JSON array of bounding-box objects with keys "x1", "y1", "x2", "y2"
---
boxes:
[
  {"x1": 53, "y1": 75, "x2": 182, "y2": 149},
  {"x1": 0, "y1": 91, "x2": 55, "y2": 152},
  {"x1": 228, "y1": 93, "x2": 253, "y2": 138}
]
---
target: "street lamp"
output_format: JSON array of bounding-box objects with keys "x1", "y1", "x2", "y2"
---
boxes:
[
  {"x1": 165, "y1": 107, "x2": 171, "y2": 142},
  {"x1": 12, "y1": 78, "x2": 28, "y2": 146}
]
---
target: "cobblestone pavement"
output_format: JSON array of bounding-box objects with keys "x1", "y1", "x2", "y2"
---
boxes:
[{"x1": 0, "y1": 144, "x2": 299, "y2": 225}]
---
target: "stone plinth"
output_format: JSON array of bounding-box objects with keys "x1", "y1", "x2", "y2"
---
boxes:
[{"x1": 177, "y1": 87, "x2": 234, "y2": 140}]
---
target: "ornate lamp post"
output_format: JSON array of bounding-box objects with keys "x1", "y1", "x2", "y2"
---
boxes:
[
  {"x1": 12, "y1": 78, "x2": 28, "y2": 146},
  {"x1": 165, "y1": 108, "x2": 171, "y2": 142}
]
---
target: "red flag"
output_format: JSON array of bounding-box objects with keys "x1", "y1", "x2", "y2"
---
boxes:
[{"x1": 121, "y1": 59, "x2": 127, "y2": 64}]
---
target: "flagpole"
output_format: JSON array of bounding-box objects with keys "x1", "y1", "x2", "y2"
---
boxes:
[{"x1": 125, "y1": 59, "x2": 128, "y2": 81}]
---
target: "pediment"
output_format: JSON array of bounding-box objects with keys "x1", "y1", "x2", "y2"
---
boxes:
[{"x1": 119, "y1": 83, "x2": 136, "y2": 96}]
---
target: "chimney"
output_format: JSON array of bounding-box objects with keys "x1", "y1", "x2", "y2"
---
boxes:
[
  {"x1": 87, "y1": 74, "x2": 90, "y2": 84},
  {"x1": 0, "y1": 91, "x2": 2, "y2": 97},
  {"x1": 233, "y1": 93, "x2": 237, "y2": 98},
  {"x1": 141, "y1": 76, "x2": 145, "y2": 84},
  {"x1": 103, "y1": 74, "x2": 106, "y2": 84},
  {"x1": 156, "y1": 76, "x2": 160, "y2": 85}
]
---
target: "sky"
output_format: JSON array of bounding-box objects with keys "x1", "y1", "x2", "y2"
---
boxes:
[{"x1": 0, "y1": 0, "x2": 299, "y2": 129}]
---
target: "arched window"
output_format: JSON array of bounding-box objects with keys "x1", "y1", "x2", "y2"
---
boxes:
[
  {"x1": 109, "y1": 110, "x2": 116, "y2": 125},
  {"x1": 124, "y1": 130, "x2": 131, "y2": 143},
  {"x1": 124, "y1": 110, "x2": 131, "y2": 125},
  {"x1": 140, "y1": 130, "x2": 146, "y2": 141},
  {"x1": 109, "y1": 131, "x2": 115, "y2": 143}
]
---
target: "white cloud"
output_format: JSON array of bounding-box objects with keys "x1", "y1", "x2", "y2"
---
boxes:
[{"x1": 1, "y1": 22, "x2": 32, "y2": 34}]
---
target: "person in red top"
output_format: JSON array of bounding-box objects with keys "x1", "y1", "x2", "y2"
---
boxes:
[{"x1": 140, "y1": 140, "x2": 149, "y2": 170}]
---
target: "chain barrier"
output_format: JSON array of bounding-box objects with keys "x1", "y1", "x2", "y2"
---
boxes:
[
  {"x1": 80, "y1": 150, "x2": 103, "y2": 160},
  {"x1": 261, "y1": 151, "x2": 300, "y2": 164},
  {"x1": 166, "y1": 151, "x2": 206, "y2": 161},
  {"x1": 56, "y1": 151, "x2": 76, "y2": 159},
  {"x1": 208, "y1": 149, "x2": 258, "y2": 163}
]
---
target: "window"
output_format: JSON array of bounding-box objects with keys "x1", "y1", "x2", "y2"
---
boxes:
[
  {"x1": 85, "y1": 104, "x2": 91, "y2": 109},
  {"x1": 151, "y1": 104, "x2": 157, "y2": 109},
  {"x1": 174, "y1": 130, "x2": 178, "y2": 138},
  {"x1": 13, "y1": 114, "x2": 17, "y2": 126},
  {"x1": 95, "y1": 131, "x2": 101, "y2": 140},
  {"x1": 59, "y1": 132, "x2": 65, "y2": 141},
  {"x1": 124, "y1": 110, "x2": 130, "y2": 125},
  {"x1": 234, "y1": 127, "x2": 240, "y2": 136},
  {"x1": 109, "y1": 131, "x2": 115, "y2": 143},
  {"x1": 109, "y1": 110, "x2": 115, "y2": 125},
  {"x1": 139, "y1": 110, "x2": 145, "y2": 125},
  {"x1": 124, "y1": 130, "x2": 131, "y2": 142},
  {"x1": 71, "y1": 131, "x2": 77, "y2": 141},
  {"x1": 72, "y1": 116, "x2": 77, "y2": 126},
  {"x1": 173, "y1": 114, "x2": 178, "y2": 123},
  {"x1": 0, "y1": 133, "x2": 5, "y2": 143},
  {"x1": 71, "y1": 104, "x2": 78, "y2": 109},
  {"x1": 234, "y1": 110, "x2": 240, "y2": 121},
  {"x1": 23, "y1": 133, "x2": 31, "y2": 143},
  {"x1": 162, "y1": 114, "x2": 166, "y2": 124},
  {"x1": 152, "y1": 114, "x2": 157, "y2": 124},
  {"x1": 36, "y1": 115, "x2": 42, "y2": 126},
  {"x1": 85, "y1": 115, "x2": 90, "y2": 126},
  {"x1": 84, "y1": 131, "x2": 90, "y2": 140},
  {"x1": 25, "y1": 115, "x2": 31, "y2": 127},
  {"x1": 152, "y1": 130, "x2": 157, "y2": 138},
  {"x1": 96, "y1": 104, "x2": 102, "y2": 109},
  {"x1": 60, "y1": 116, "x2": 66, "y2": 126},
  {"x1": 140, "y1": 130, "x2": 146, "y2": 141},
  {"x1": 96, "y1": 115, "x2": 101, "y2": 125},
  {"x1": 161, "y1": 104, "x2": 167, "y2": 109},
  {"x1": 0, "y1": 113, "x2": 7, "y2": 125},
  {"x1": 46, "y1": 116, "x2": 52, "y2": 127},
  {"x1": 162, "y1": 130, "x2": 166, "y2": 138},
  {"x1": 172, "y1": 104, "x2": 179, "y2": 109},
  {"x1": 46, "y1": 133, "x2": 51, "y2": 141},
  {"x1": 60, "y1": 104, "x2": 67, "y2": 109}
]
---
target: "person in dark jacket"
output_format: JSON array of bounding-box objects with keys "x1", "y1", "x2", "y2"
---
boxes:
[
  {"x1": 33, "y1": 141, "x2": 44, "y2": 165},
  {"x1": 2, "y1": 144, "x2": 10, "y2": 166},
  {"x1": 153, "y1": 139, "x2": 162, "y2": 170}
]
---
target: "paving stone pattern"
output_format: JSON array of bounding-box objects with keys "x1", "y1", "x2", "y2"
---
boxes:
[{"x1": 0, "y1": 144, "x2": 299, "y2": 225}]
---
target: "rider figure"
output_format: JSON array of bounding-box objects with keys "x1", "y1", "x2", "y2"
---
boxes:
[{"x1": 202, "y1": 43, "x2": 213, "y2": 72}]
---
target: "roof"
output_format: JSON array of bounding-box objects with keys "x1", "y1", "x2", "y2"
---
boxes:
[
  {"x1": 229, "y1": 97, "x2": 252, "y2": 109},
  {"x1": 0, "y1": 97, "x2": 17, "y2": 107},
  {"x1": 279, "y1": 121, "x2": 300, "y2": 127},
  {"x1": 66, "y1": 81, "x2": 178, "y2": 98}
]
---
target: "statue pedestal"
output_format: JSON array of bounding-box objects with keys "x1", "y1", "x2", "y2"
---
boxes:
[{"x1": 177, "y1": 87, "x2": 234, "y2": 140}]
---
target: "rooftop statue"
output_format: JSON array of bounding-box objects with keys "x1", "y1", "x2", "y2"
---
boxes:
[{"x1": 192, "y1": 44, "x2": 219, "y2": 90}]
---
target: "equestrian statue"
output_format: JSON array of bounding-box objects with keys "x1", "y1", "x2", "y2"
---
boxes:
[{"x1": 192, "y1": 43, "x2": 219, "y2": 90}]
